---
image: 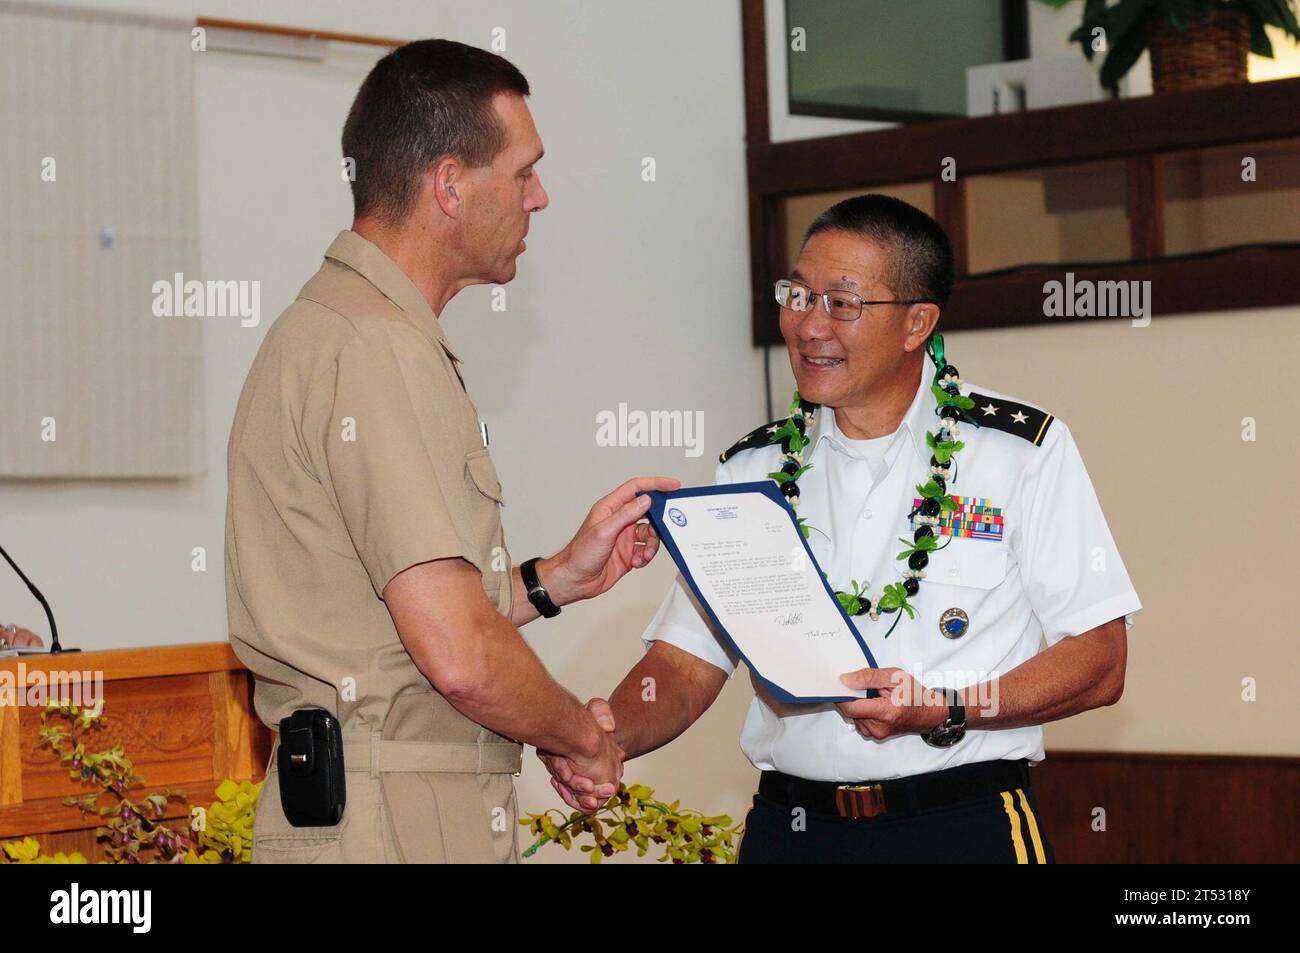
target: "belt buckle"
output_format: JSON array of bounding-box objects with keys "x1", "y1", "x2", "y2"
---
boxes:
[{"x1": 836, "y1": 783, "x2": 886, "y2": 819}]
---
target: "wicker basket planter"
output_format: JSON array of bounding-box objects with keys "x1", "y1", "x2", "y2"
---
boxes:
[{"x1": 1146, "y1": 9, "x2": 1251, "y2": 92}]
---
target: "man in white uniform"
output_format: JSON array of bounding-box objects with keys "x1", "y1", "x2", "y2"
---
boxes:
[{"x1": 541, "y1": 194, "x2": 1140, "y2": 863}]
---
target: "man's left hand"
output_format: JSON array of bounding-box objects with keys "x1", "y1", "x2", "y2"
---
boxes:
[
  {"x1": 836, "y1": 667, "x2": 952, "y2": 740},
  {"x1": 542, "y1": 476, "x2": 680, "y2": 605}
]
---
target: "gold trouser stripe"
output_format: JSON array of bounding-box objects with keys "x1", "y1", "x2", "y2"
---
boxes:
[
  {"x1": 1033, "y1": 414, "x2": 1053, "y2": 446},
  {"x1": 1000, "y1": 790, "x2": 1029, "y2": 864},
  {"x1": 1016, "y1": 788, "x2": 1048, "y2": 863}
]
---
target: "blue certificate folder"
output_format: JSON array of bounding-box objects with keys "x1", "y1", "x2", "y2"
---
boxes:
[{"x1": 643, "y1": 481, "x2": 878, "y2": 704}]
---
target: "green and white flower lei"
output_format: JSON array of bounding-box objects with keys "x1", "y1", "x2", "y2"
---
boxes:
[{"x1": 765, "y1": 334, "x2": 978, "y2": 638}]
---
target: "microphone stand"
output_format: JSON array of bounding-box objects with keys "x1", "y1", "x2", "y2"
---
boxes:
[{"x1": 0, "y1": 542, "x2": 78, "y2": 654}]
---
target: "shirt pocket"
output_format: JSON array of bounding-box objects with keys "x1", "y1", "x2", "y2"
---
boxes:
[
  {"x1": 465, "y1": 447, "x2": 504, "y2": 504},
  {"x1": 929, "y1": 540, "x2": 1009, "y2": 591},
  {"x1": 461, "y1": 448, "x2": 508, "y2": 594}
]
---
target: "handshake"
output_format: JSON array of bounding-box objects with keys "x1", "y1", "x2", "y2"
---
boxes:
[{"x1": 537, "y1": 698, "x2": 625, "y2": 812}]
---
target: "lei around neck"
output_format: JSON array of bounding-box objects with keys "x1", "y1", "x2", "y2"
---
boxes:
[{"x1": 765, "y1": 334, "x2": 978, "y2": 638}]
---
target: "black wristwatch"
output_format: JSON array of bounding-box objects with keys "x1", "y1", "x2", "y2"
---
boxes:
[
  {"x1": 920, "y1": 687, "x2": 967, "y2": 748},
  {"x1": 520, "y1": 557, "x2": 561, "y2": 619}
]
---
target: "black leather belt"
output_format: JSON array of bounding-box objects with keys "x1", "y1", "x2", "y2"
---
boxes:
[{"x1": 758, "y1": 758, "x2": 1032, "y2": 820}]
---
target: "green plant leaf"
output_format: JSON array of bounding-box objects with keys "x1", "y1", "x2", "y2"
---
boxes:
[
  {"x1": 1247, "y1": 12, "x2": 1275, "y2": 55},
  {"x1": 1099, "y1": 14, "x2": 1150, "y2": 90},
  {"x1": 772, "y1": 420, "x2": 803, "y2": 449},
  {"x1": 931, "y1": 438, "x2": 966, "y2": 465},
  {"x1": 1068, "y1": 0, "x2": 1107, "y2": 59},
  {"x1": 1273, "y1": 0, "x2": 1300, "y2": 35},
  {"x1": 899, "y1": 534, "x2": 938, "y2": 553}
]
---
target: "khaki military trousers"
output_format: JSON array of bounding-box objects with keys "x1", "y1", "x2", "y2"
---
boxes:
[{"x1": 253, "y1": 728, "x2": 524, "y2": 864}]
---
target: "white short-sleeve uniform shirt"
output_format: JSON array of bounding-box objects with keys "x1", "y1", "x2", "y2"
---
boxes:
[{"x1": 642, "y1": 359, "x2": 1141, "y2": 782}]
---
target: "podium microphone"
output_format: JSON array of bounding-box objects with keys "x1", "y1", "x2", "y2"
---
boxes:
[{"x1": 0, "y1": 542, "x2": 78, "y2": 654}]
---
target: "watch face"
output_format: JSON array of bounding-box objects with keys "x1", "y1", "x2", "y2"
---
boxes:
[{"x1": 924, "y1": 723, "x2": 965, "y2": 748}]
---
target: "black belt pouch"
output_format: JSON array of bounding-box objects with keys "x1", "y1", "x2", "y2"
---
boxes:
[{"x1": 277, "y1": 708, "x2": 346, "y2": 827}]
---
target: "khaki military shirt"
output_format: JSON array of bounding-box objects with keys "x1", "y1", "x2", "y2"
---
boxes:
[{"x1": 225, "y1": 230, "x2": 519, "y2": 862}]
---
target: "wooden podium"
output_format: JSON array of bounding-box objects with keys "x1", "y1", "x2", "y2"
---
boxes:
[{"x1": 0, "y1": 642, "x2": 272, "y2": 859}]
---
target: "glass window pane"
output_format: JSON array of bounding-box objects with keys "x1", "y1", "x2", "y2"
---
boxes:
[
  {"x1": 786, "y1": 0, "x2": 1009, "y2": 121},
  {"x1": 966, "y1": 160, "x2": 1130, "y2": 274},
  {"x1": 1163, "y1": 138, "x2": 1300, "y2": 256}
]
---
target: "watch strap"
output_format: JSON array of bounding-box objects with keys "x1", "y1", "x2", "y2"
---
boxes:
[
  {"x1": 520, "y1": 557, "x2": 561, "y2": 618},
  {"x1": 943, "y1": 687, "x2": 966, "y2": 728}
]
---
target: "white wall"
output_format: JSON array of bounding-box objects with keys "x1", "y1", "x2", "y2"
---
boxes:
[
  {"x1": 1, "y1": 0, "x2": 759, "y2": 646},
  {"x1": 0, "y1": 0, "x2": 765, "y2": 860}
]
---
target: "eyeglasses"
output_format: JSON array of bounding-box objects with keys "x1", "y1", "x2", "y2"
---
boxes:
[{"x1": 774, "y1": 278, "x2": 934, "y2": 322}]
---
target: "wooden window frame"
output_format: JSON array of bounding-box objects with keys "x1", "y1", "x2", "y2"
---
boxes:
[{"x1": 742, "y1": 0, "x2": 1300, "y2": 346}]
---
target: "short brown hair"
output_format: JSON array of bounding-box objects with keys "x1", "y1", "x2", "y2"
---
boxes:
[{"x1": 342, "y1": 38, "x2": 530, "y2": 225}]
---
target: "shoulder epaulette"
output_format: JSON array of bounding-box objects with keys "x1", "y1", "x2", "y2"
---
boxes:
[
  {"x1": 718, "y1": 419, "x2": 786, "y2": 464},
  {"x1": 967, "y1": 391, "x2": 1054, "y2": 446}
]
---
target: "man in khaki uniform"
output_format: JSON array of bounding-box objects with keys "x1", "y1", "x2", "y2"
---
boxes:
[{"x1": 226, "y1": 39, "x2": 672, "y2": 863}]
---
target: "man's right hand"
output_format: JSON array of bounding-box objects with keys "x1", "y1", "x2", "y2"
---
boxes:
[{"x1": 539, "y1": 698, "x2": 622, "y2": 812}]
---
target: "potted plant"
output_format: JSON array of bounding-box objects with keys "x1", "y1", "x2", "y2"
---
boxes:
[{"x1": 1036, "y1": 0, "x2": 1300, "y2": 92}]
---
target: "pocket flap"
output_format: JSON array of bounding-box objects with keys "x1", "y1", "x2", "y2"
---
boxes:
[{"x1": 465, "y1": 449, "x2": 504, "y2": 503}]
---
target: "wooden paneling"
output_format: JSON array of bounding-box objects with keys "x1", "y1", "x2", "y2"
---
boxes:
[
  {"x1": 1127, "y1": 155, "x2": 1166, "y2": 259},
  {"x1": 0, "y1": 701, "x2": 19, "y2": 806},
  {"x1": 748, "y1": 193, "x2": 788, "y2": 353},
  {"x1": 1032, "y1": 751, "x2": 1299, "y2": 863},
  {"x1": 942, "y1": 243, "x2": 1300, "y2": 331},
  {"x1": 748, "y1": 76, "x2": 1300, "y2": 197},
  {"x1": 740, "y1": 0, "x2": 768, "y2": 148},
  {"x1": 742, "y1": 0, "x2": 776, "y2": 345},
  {"x1": 17, "y1": 674, "x2": 215, "y2": 802},
  {"x1": 0, "y1": 643, "x2": 270, "y2": 859},
  {"x1": 933, "y1": 177, "x2": 970, "y2": 278}
]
